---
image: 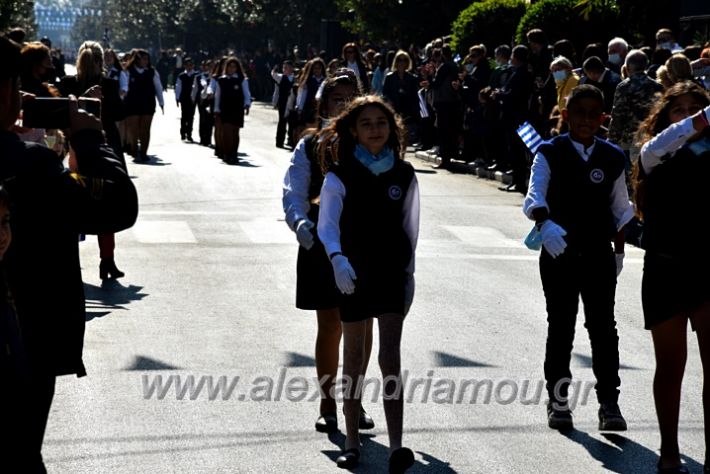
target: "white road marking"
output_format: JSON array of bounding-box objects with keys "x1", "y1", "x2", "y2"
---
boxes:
[
  {"x1": 239, "y1": 220, "x2": 294, "y2": 244},
  {"x1": 132, "y1": 220, "x2": 197, "y2": 243},
  {"x1": 442, "y1": 226, "x2": 521, "y2": 248}
]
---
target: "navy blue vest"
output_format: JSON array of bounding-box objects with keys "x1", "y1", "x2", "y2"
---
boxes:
[
  {"x1": 217, "y1": 74, "x2": 245, "y2": 124},
  {"x1": 124, "y1": 66, "x2": 156, "y2": 116},
  {"x1": 538, "y1": 135, "x2": 624, "y2": 248},
  {"x1": 177, "y1": 70, "x2": 196, "y2": 103},
  {"x1": 331, "y1": 155, "x2": 414, "y2": 277},
  {"x1": 641, "y1": 133, "x2": 710, "y2": 260}
]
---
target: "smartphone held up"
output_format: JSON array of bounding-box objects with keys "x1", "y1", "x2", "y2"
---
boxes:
[{"x1": 22, "y1": 97, "x2": 101, "y2": 129}]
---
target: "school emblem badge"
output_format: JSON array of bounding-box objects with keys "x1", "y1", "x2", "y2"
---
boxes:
[
  {"x1": 590, "y1": 168, "x2": 604, "y2": 184},
  {"x1": 388, "y1": 185, "x2": 402, "y2": 200}
]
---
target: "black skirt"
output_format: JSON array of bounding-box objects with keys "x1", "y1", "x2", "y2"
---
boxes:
[
  {"x1": 295, "y1": 207, "x2": 340, "y2": 311},
  {"x1": 642, "y1": 251, "x2": 710, "y2": 330}
]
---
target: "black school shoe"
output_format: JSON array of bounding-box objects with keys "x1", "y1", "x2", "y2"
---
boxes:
[
  {"x1": 657, "y1": 460, "x2": 689, "y2": 473},
  {"x1": 598, "y1": 402, "x2": 627, "y2": 431},
  {"x1": 389, "y1": 447, "x2": 415, "y2": 473},
  {"x1": 359, "y1": 407, "x2": 375, "y2": 430},
  {"x1": 547, "y1": 401, "x2": 573, "y2": 430},
  {"x1": 336, "y1": 448, "x2": 360, "y2": 469},
  {"x1": 315, "y1": 413, "x2": 337, "y2": 433}
]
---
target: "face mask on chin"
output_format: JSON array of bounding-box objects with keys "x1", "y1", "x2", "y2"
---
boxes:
[
  {"x1": 465, "y1": 63, "x2": 474, "y2": 73},
  {"x1": 608, "y1": 53, "x2": 622, "y2": 65}
]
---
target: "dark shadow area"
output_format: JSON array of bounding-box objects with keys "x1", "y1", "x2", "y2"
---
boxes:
[
  {"x1": 124, "y1": 355, "x2": 181, "y2": 371},
  {"x1": 573, "y1": 353, "x2": 644, "y2": 371},
  {"x1": 85, "y1": 311, "x2": 111, "y2": 321},
  {"x1": 432, "y1": 351, "x2": 496, "y2": 368},
  {"x1": 413, "y1": 169, "x2": 437, "y2": 174},
  {"x1": 131, "y1": 155, "x2": 171, "y2": 166},
  {"x1": 83, "y1": 281, "x2": 148, "y2": 322},
  {"x1": 284, "y1": 352, "x2": 316, "y2": 367},
  {"x1": 322, "y1": 431, "x2": 455, "y2": 472},
  {"x1": 223, "y1": 160, "x2": 260, "y2": 168},
  {"x1": 559, "y1": 430, "x2": 702, "y2": 473},
  {"x1": 237, "y1": 151, "x2": 249, "y2": 157}
]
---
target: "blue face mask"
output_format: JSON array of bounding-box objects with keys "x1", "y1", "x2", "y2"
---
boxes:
[
  {"x1": 354, "y1": 143, "x2": 395, "y2": 176},
  {"x1": 465, "y1": 63, "x2": 475, "y2": 73},
  {"x1": 608, "y1": 53, "x2": 622, "y2": 65},
  {"x1": 552, "y1": 70, "x2": 568, "y2": 82}
]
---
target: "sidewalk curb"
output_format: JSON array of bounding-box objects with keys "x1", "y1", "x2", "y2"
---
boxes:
[{"x1": 411, "y1": 150, "x2": 513, "y2": 185}]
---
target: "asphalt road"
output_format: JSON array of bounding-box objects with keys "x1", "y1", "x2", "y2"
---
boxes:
[{"x1": 43, "y1": 99, "x2": 706, "y2": 473}]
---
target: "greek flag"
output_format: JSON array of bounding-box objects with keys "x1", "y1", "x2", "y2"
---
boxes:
[{"x1": 517, "y1": 122, "x2": 543, "y2": 154}]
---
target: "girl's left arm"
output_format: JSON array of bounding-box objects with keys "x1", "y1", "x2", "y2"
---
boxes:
[
  {"x1": 152, "y1": 70, "x2": 165, "y2": 108},
  {"x1": 402, "y1": 174, "x2": 420, "y2": 276},
  {"x1": 242, "y1": 78, "x2": 252, "y2": 109}
]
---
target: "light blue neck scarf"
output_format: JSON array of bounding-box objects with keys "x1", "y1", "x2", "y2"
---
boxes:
[{"x1": 354, "y1": 144, "x2": 395, "y2": 176}]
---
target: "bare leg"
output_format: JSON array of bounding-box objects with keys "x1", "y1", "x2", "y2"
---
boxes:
[
  {"x1": 377, "y1": 312, "x2": 406, "y2": 453},
  {"x1": 690, "y1": 301, "x2": 710, "y2": 465},
  {"x1": 315, "y1": 308, "x2": 341, "y2": 414},
  {"x1": 652, "y1": 313, "x2": 688, "y2": 469},
  {"x1": 341, "y1": 320, "x2": 368, "y2": 451}
]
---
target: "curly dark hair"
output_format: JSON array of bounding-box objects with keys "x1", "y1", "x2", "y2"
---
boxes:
[
  {"x1": 316, "y1": 95, "x2": 406, "y2": 175},
  {"x1": 633, "y1": 81, "x2": 710, "y2": 219}
]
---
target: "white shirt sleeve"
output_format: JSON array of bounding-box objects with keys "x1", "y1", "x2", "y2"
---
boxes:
[
  {"x1": 610, "y1": 173, "x2": 634, "y2": 231},
  {"x1": 523, "y1": 152, "x2": 551, "y2": 219},
  {"x1": 242, "y1": 78, "x2": 252, "y2": 108},
  {"x1": 153, "y1": 70, "x2": 164, "y2": 108},
  {"x1": 283, "y1": 139, "x2": 313, "y2": 231},
  {"x1": 296, "y1": 86, "x2": 307, "y2": 111},
  {"x1": 213, "y1": 80, "x2": 222, "y2": 113},
  {"x1": 119, "y1": 70, "x2": 129, "y2": 95},
  {"x1": 272, "y1": 71, "x2": 282, "y2": 83},
  {"x1": 175, "y1": 76, "x2": 182, "y2": 102},
  {"x1": 640, "y1": 115, "x2": 696, "y2": 174},
  {"x1": 317, "y1": 172, "x2": 346, "y2": 257},
  {"x1": 207, "y1": 78, "x2": 216, "y2": 96},
  {"x1": 402, "y1": 174, "x2": 420, "y2": 275}
]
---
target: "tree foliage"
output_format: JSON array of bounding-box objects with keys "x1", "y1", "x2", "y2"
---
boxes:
[
  {"x1": 0, "y1": 0, "x2": 37, "y2": 37},
  {"x1": 334, "y1": 0, "x2": 470, "y2": 46},
  {"x1": 515, "y1": 0, "x2": 620, "y2": 50},
  {"x1": 450, "y1": 0, "x2": 527, "y2": 55}
]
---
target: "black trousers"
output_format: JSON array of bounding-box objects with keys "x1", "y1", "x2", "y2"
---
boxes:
[
  {"x1": 539, "y1": 245, "x2": 620, "y2": 405},
  {"x1": 197, "y1": 101, "x2": 214, "y2": 146},
  {"x1": 276, "y1": 106, "x2": 297, "y2": 147},
  {"x1": 179, "y1": 100, "x2": 196, "y2": 139},
  {"x1": 434, "y1": 102, "x2": 461, "y2": 163}
]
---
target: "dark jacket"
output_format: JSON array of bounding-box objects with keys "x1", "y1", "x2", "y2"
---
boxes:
[
  {"x1": 498, "y1": 64, "x2": 533, "y2": 125},
  {"x1": 382, "y1": 71, "x2": 419, "y2": 120},
  {"x1": 0, "y1": 129, "x2": 139, "y2": 376}
]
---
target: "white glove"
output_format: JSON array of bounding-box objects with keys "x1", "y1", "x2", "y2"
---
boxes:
[
  {"x1": 295, "y1": 219, "x2": 315, "y2": 250},
  {"x1": 615, "y1": 252, "x2": 625, "y2": 277},
  {"x1": 331, "y1": 255, "x2": 356, "y2": 294},
  {"x1": 539, "y1": 220, "x2": 568, "y2": 258}
]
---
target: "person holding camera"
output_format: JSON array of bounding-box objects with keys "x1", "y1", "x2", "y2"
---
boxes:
[{"x1": 0, "y1": 36, "x2": 139, "y2": 472}]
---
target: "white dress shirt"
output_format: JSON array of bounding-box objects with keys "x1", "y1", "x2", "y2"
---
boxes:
[
  {"x1": 282, "y1": 138, "x2": 313, "y2": 231},
  {"x1": 640, "y1": 115, "x2": 696, "y2": 174},
  {"x1": 523, "y1": 137, "x2": 634, "y2": 231}
]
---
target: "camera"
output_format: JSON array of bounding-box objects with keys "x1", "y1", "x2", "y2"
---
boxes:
[{"x1": 22, "y1": 97, "x2": 102, "y2": 129}]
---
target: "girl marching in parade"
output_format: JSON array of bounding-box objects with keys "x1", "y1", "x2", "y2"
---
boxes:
[
  {"x1": 192, "y1": 59, "x2": 215, "y2": 147},
  {"x1": 317, "y1": 96, "x2": 419, "y2": 472},
  {"x1": 634, "y1": 81, "x2": 710, "y2": 474},
  {"x1": 213, "y1": 56, "x2": 251, "y2": 164},
  {"x1": 122, "y1": 49, "x2": 164, "y2": 162},
  {"x1": 175, "y1": 57, "x2": 198, "y2": 142},
  {"x1": 295, "y1": 57, "x2": 327, "y2": 133},
  {"x1": 283, "y1": 70, "x2": 377, "y2": 435}
]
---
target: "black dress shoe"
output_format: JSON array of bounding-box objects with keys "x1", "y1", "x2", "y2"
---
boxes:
[
  {"x1": 657, "y1": 460, "x2": 689, "y2": 473},
  {"x1": 315, "y1": 413, "x2": 337, "y2": 433},
  {"x1": 389, "y1": 447, "x2": 415, "y2": 473},
  {"x1": 100, "y1": 258, "x2": 125, "y2": 280},
  {"x1": 547, "y1": 402, "x2": 573, "y2": 430},
  {"x1": 599, "y1": 402, "x2": 627, "y2": 431},
  {"x1": 359, "y1": 407, "x2": 375, "y2": 430},
  {"x1": 336, "y1": 448, "x2": 360, "y2": 469}
]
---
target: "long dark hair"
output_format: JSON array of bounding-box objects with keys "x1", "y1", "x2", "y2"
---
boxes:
[
  {"x1": 126, "y1": 49, "x2": 150, "y2": 70},
  {"x1": 297, "y1": 57, "x2": 326, "y2": 92},
  {"x1": 222, "y1": 57, "x2": 244, "y2": 76},
  {"x1": 633, "y1": 81, "x2": 710, "y2": 218},
  {"x1": 316, "y1": 95, "x2": 406, "y2": 174}
]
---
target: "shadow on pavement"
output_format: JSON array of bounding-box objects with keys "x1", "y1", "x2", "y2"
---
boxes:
[
  {"x1": 432, "y1": 351, "x2": 497, "y2": 368},
  {"x1": 560, "y1": 430, "x2": 703, "y2": 473},
  {"x1": 132, "y1": 155, "x2": 172, "y2": 166},
  {"x1": 83, "y1": 281, "x2": 148, "y2": 321},
  {"x1": 323, "y1": 431, "x2": 456, "y2": 472}
]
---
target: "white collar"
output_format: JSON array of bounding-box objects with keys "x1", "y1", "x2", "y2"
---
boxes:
[{"x1": 569, "y1": 136, "x2": 596, "y2": 162}]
